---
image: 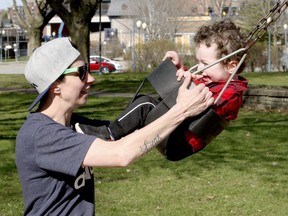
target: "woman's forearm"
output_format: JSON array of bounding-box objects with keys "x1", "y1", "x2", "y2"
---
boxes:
[{"x1": 83, "y1": 78, "x2": 213, "y2": 167}]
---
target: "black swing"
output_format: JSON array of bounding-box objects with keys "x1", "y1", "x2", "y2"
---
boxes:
[
  {"x1": 130, "y1": 52, "x2": 246, "y2": 160},
  {"x1": 129, "y1": 1, "x2": 288, "y2": 160}
]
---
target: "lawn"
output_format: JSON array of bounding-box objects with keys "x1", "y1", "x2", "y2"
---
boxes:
[{"x1": 0, "y1": 72, "x2": 288, "y2": 215}]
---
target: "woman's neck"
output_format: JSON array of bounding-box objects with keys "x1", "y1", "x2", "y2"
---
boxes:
[{"x1": 39, "y1": 105, "x2": 73, "y2": 127}]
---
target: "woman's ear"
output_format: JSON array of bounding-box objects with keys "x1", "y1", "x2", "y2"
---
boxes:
[{"x1": 50, "y1": 82, "x2": 61, "y2": 94}]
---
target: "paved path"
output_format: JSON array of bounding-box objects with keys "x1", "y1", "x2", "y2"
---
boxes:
[{"x1": 0, "y1": 62, "x2": 26, "y2": 74}]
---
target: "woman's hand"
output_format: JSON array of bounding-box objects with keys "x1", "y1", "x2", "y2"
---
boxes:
[{"x1": 176, "y1": 75, "x2": 214, "y2": 118}]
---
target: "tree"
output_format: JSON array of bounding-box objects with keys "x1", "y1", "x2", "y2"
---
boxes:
[
  {"x1": 128, "y1": 0, "x2": 186, "y2": 71},
  {"x1": 13, "y1": 0, "x2": 56, "y2": 57},
  {"x1": 131, "y1": 0, "x2": 186, "y2": 41},
  {"x1": 47, "y1": 0, "x2": 98, "y2": 62},
  {"x1": 236, "y1": 0, "x2": 288, "y2": 71}
]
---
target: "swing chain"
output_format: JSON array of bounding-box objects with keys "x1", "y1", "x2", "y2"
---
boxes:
[{"x1": 244, "y1": 0, "x2": 288, "y2": 51}]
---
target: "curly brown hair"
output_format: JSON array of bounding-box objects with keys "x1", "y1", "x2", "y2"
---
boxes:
[{"x1": 194, "y1": 19, "x2": 246, "y2": 73}]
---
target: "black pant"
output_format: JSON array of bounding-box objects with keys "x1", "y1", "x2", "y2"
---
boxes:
[
  {"x1": 109, "y1": 95, "x2": 159, "y2": 140},
  {"x1": 108, "y1": 95, "x2": 195, "y2": 161}
]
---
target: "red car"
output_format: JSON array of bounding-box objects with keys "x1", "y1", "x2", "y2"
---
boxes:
[{"x1": 89, "y1": 57, "x2": 116, "y2": 74}]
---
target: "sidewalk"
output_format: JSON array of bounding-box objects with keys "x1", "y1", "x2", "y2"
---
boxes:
[{"x1": 0, "y1": 61, "x2": 26, "y2": 74}]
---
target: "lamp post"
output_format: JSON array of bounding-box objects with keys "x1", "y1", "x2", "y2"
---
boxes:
[
  {"x1": 0, "y1": 30, "x2": 2, "y2": 63},
  {"x1": 284, "y1": 24, "x2": 287, "y2": 47},
  {"x1": 13, "y1": 43, "x2": 18, "y2": 62},
  {"x1": 136, "y1": 21, "x2": 147, "y2": 48},
  {"x1": 136, "y1": 21, "x2": 147, "y2": 71},
  {"x1": 132, "y1": 20, "x2": 136, "y2": 72},
  {"x1": 136, "y1": 20, "x2": 142, "y2": 59},
  {"x1": 142, "y1": 22, "x2": 147, "y2": 43},
  {"x1": 2, "y1": 29, "x2": 6, "y2": 61},
  {"x1": 267, "y1": 29, "x2": 271, "y2": 72}
]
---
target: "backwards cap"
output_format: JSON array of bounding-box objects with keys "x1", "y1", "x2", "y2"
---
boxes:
[{"x1": 25, "y1": 37, "x2": 80, "y2": 111}]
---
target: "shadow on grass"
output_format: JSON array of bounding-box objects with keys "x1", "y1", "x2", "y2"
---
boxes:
[
  {"x1": 2, "y1": 90, "x2": 288, "y2": 187},
  {"x1": 124, "y1": 111, "x2": 288, "y2": 184}
]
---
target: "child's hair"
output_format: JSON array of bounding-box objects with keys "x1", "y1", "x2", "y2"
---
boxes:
[{"x1": 194, "y1": 19, "x2": 246, "y2": 73}]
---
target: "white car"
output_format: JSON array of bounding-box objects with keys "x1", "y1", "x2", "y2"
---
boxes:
[{"x1": 90, "y1": 56, "x2": 123, "y2": 72}]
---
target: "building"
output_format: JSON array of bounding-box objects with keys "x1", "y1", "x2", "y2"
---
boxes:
[{"x1": 1, "y1": 0, "x2": 243, "y2": 59}]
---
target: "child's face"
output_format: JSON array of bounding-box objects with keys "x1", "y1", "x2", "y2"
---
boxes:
[{"x1": 195, "y1": 42, "x2": 231, "y2": 84}]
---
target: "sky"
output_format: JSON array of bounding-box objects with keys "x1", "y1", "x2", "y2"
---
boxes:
[{"x1": 0, "y1": 0, "x2": 22, "y2": 10}]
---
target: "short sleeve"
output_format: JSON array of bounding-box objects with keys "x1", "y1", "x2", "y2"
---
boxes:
[{"x1": 34, "y1": 121, "x2": 96, "y2": 177}]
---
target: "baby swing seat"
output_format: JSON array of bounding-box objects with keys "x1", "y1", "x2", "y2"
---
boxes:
[{"x1": 130, "y1": 58, "x2": 229, "y2": 159}]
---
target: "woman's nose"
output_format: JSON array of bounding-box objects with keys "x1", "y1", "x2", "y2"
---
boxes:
[{"x1": 87, "y1": 73, "x2": 95, "y2": 83}]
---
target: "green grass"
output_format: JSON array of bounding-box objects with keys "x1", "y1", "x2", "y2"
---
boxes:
[
  {"x1": 1, "y1": 71, "x2": 288, "y2": 93},
  {"x1": 242, "y1": 72, "x2": 288, "y2": 87},
  {"x1": 1, "y1": 72, "x2": 288, "y2": 215},
  {"x1": 93, "y1": 110, "x2": 288, "y2": 216}
]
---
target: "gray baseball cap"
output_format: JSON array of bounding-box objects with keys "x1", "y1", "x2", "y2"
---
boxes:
[{"x1": 25, "y1": 37, "x2": 80, "y2": 111}]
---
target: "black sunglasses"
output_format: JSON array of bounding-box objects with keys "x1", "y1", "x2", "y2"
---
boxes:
[{"x1": 63, "y1": 63, "x2": 89, "y2": 81}]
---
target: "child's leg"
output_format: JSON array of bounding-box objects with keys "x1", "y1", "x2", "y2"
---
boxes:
[
  {"x1": 109, "y1": 95, "x2": 159, "y2": 139},
  {"x1": 77, "y1": 95, "x2": 159, "y2": 140}
]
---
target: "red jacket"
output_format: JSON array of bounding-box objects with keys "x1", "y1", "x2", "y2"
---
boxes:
[{"x1": 185, "y1": 76, "x2": 248, "y2": 153}]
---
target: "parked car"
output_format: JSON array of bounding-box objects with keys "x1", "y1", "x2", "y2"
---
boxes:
[
  {"x1": 90, "y1": 55, "x2": 123, "y2": 72},
  {"x1": 89, "y1": 56, "x2": 116, "y2": 74}
]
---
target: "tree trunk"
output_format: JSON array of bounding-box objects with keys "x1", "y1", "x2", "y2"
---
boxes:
[
  {"x1": 27, "y1": 28, "x2": 42, "y2": 57},
  {"x1": 47, "y1": 0, "x2": 98, "y2": 63},
  {"x1": 69, "y1": 23, "x2": 90, "y2": 63}
]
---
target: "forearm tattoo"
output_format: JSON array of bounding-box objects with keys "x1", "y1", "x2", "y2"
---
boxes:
[{"x1": 140, "y1": 135, "x2": 162, "y2": 154}]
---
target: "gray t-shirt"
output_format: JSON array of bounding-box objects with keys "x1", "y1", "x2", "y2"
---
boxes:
[{"x1": 16, "y1": 112, "x2": 98, "y2": 216}]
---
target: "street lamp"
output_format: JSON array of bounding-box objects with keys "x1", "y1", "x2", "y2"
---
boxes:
[
  {"x1": 136, "y1": 20, "x2": 142, "y2": 59},
  {"x1": 142, "y1": 22, "x2": 147, "y2": 43},
  {"x1": 267, "y1": 29, "x2": 271, "y2": 72},
  {"x1": 136, "y1": 21, "x2": 147, "y2": 45},
  {"x1": 136, "y1": 20, "x2": 147, "y2": 71},
  {"x1": 13, "y1": 43, "x2": 18, "y2": 62},
  {"x1": 132, "y1": 20, "x2": 148, "y2": 72},
  {"x1": 0, "y1": 30, "x2": 2, "y2": 62},
  {"x1": 284, "y1": 24, "x2": 287, "y2": 47},
  {"x1": 2, "y1": 30, "x2": 6, "y2": 61}
]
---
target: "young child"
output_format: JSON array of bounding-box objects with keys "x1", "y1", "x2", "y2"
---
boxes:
[{"x1": 77, "y1": 19, "x2": 248, "y2": 160}]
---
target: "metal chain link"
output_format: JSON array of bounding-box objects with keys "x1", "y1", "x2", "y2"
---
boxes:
[
  {"x1": 244, "y1": 0, "x2": 288, "y2": 51},
  {"x1": 189, "y1": 0, "x2": 287, "y2": 74}
]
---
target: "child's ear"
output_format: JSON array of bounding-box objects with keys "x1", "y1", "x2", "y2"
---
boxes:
[{"x1": 227, "y1": 61, "x2": 238, "y2": 74}]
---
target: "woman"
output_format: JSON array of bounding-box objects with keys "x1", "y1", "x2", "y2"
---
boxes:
[{"x1": 16, "y1": 37, "x2": 213, "y2": 215}]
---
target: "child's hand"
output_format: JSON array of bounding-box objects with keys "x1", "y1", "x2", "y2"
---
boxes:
[
  {"x1": 177, "y1": 70, "x2": 200, "y2": 82},
  {"x1": 163, "y1": 51, "x2": 183, "y2": 69},
  {"x1": 176, "y1": 68, "x2": 187, "y2": 81},
  {"x1": 192, "y1": 74, "x2": 203, "y2": 81}
]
